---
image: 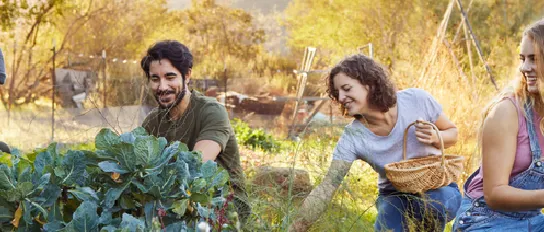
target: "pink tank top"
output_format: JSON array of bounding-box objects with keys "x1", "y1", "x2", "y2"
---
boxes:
[{"x1": 466, "y1": 97, "x2": 544, "y2": 199}]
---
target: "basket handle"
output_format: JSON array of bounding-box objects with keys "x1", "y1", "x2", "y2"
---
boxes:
[{"x1": 402, "y1": 120, "x2": 445, "y2": 167}]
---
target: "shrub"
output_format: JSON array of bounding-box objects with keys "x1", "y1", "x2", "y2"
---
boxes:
[
  {"x1": 231, "y1": 119, "x2": 282, "y2": 152},
  {"x1": 0, "y1": 127, "x2": 239, "y2": 231}
]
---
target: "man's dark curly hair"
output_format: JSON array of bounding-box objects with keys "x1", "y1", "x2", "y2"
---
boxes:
[
  {"x1": 326, "y1": 54, "x2": 396, "y2": 118},
  {"x1": 140, "y1": 40, "x2": 193, "y2": 79}
]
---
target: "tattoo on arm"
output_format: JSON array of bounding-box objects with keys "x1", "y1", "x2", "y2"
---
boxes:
[{"x1": 296, "y1": 160, "x2": 352, "y2": 224}]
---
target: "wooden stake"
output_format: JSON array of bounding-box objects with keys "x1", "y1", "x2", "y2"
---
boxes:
[
  {"x1": 442, "y1": 38, "x2": 469, "y2": 86},
  {"x1": 455, "y1": 0, "x2": 499, "y2": 91},
  {"x1": 417, "y1": 0, "x2": 455, "y2": 86}
]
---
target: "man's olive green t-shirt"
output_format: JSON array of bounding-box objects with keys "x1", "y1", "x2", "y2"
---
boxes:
[{"x1": 142, "y1": 91, "x2": 246, "y2": 197}]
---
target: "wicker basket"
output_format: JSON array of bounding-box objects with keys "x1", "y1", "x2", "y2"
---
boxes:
[{"x1": 384, "y1": 121, "x2": 464, "y2": 194}]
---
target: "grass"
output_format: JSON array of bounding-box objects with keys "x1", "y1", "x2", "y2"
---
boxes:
[
  {"x1": 239, "y1": 133, "x2": 379, "y2": 231},
  {"x1": 0, "y1": 92, "x2": 488, "y2": 232}
]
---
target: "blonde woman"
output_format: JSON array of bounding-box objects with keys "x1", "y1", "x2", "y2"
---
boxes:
[{"x1": 453, "y1": 19, "x2": 544, "y2": 231}]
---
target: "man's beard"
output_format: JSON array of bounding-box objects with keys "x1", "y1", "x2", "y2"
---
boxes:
[{"x1": 155, "y1": 76, "x2": 186, "y2": 110}]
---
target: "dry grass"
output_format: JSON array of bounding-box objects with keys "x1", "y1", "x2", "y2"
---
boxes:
[{"x1": 0, "y1": 45, "x2": 519, "y2": 231}]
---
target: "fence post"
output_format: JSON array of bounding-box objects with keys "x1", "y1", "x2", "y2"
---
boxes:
[{"x1": 51, "y1": 39, "x2": 57, "y2": 141}]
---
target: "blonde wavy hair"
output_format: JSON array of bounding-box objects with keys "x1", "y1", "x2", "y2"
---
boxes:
[{"x1": 480, "y1": 19, "x2": 544, "y2": 142}]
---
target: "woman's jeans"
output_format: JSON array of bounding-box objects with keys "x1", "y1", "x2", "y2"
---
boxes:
[{"x1": 374, "y1": 183, "x2": 462, "y2": 232}]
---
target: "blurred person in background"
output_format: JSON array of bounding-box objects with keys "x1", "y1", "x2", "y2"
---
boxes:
[
  {"x1": 0, "y1": 48, "x2": 6, "y2": 85},
  {"x1": 0, "y1": 48, "x2": 10, "y2": 154}
]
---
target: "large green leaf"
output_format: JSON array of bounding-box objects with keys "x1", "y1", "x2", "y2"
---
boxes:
[
  {"x1": 165, "y1": 222, "x2": 188, "y2": 231},
  {"x1": 43, "y1": 221, "x2": 64, "y2": 232},
  {"x1": 47, "y1": 201, "x2": 63, "y2": 223},
  {"x1": 0, "y1": 206, "x2": 12, "y2": 223},
  {"x1": 97, "y1": 161, "x2": 129, "y2": 174},
  {"x1": 143, "y1": 201, "x2": 156, "y2": 228},
  {"x1": 211, "y1": 197, "x2": 226, "y2": 208},
  {"x1": 197, "y1": 205, "x2": 214, "y2": 220},
  {"x1": 158, "y1": 137, "x2": 167, "y2": 154},
  {"x1": 178, "y1": 151, "x2": 202, "y2": 179},
  {"x1": 110, "y1": 143, "x2": 136, "y2": 172},
  {"x1": 59, "y1": 151, "x2": 88, "y2": 186},
  {"x1": 158, "y1": 164, "x2": 182, "y2": 193},
  {"x1": 133, "y1": 136, "x2": 159, "y2": 168},
  {"x1": 120, "y1": 127, "x2": 148, "y2": 144},
  {"x1": 102, "y1": 183, "x2": 128, "y2": 209},
  {"x1": 190, "y1": 178, "x2": 207, "y2": 194},
  {"x1": 190, "y1": 193, "x2": 210, "y2": 204},
  {"x1": 145, "y1": 141, "x2": 180, "y2": 173},
  {"x1": 211, "y1": 170, "x2": 229, "y2": 188},
  {"x1": 120, "y1": 133, "x2": 136, "y2": 144},
  {"x1": 201, "y1": 161, "x2": 217, "y2": 179},
  {"x1": 82, "y1": 150, "x2": 116, "y2": 167},
  {"x1": 95, "y1": 129, "x2": 122, "y2": 151},
  {"x1": 69, "y1": 187, "x2": 99, "y2": 203},
  {"x1": 27, "y1": 199, "x2": 48, "y2": 221},
  {"x1": 119, "y1": 195, "x2": 136, "y2": 210},
  {"x1": 98, "y1": 210, "x2": 112, "y2": 225},
  {"x1": 41, "y1": 184, "x2": 62, "y2": 207},
  {"x1": 178, "y1": 143, "x2": 189, "y2": 152},
  {"x1": 22, "y1": 200, "x2": 32, "y2": 225},
  {"x1": 0, "y1": 164, "x2": 15, "y2": 190},
  {"x1": 99, "y1": 225, "x2": 119, "y2": 232},
  {"x1": 17, "y1": 221, "x2": 41, "y2": 232},
  {"x1": 1, "y1": 182, "x2": 33, "y2": 202},
  {"x1": 17, "y1": 167, "x2": 31, "y2": 183},
  {"x1": 171, "y1": 199, "x2": 189, "y2": 217},
  {"x1": 148, "y1": 185, "x2": 161, "y2": 199},
  {"x1": 72, "y1": 201, "x2": 99, "y2": 232},
  {"x1": 119, "y1": 213, "x2": 145, "y2": 231},
  {"x1": 0, "y1": 153, "x2": 12, "y2": 166},
  {"x1": 31, "y1": 173, "x2": 51, "y2": 194},
  {"x1": 34, "y1": 151, "x2": 53, "y2": 174},
  {"x1": 169, "y1": 161, "x2": 189, "y2": 186},
  {"x1": 130, "y1": 179, "x2": 148, "y2": 193},
  {"x1": 131, "y1": 127, "x2": 149, "y2": 137}
]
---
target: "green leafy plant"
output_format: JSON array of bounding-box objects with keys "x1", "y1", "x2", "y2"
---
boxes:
[
  {"x1": 232, "y1": 119, "x2": 282, "y2": 152},
  {"x1": 0, "y1": 127, "x2": 239, "y2": 231}
]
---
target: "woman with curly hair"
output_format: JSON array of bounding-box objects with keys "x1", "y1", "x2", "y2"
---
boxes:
[
  {"x1": 452, "y1": 19, "x2": 544, "y2": 232},
  {"x1": 288, "y1": 54, "x2": 461, "y2": 232}
]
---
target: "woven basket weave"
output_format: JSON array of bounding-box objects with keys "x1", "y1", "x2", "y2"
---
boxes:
[{"x1": 384, "y1": 121, "x2": 464, "y2": 194}]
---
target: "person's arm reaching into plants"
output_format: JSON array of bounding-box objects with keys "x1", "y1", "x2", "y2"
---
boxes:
[{"x1": 288, "y1": 160, "x2": 353, "y2": 232}]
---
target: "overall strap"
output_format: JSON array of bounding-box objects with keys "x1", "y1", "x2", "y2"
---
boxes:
[{"x1": 524, "y1": 102, "x2": 542, "y2": 160}]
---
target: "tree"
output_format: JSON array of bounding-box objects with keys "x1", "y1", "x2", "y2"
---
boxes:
[
  {"x1": 0, "y1": 0, "x2": 171, "y2": 109},
  {"x1": 164, "y1": 0, "x2": 266, "y2": 79}
]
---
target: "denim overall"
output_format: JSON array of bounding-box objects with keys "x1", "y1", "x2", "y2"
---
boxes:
[{"x1": 452, "y1": 103, "x2": 544, "y2": 231}]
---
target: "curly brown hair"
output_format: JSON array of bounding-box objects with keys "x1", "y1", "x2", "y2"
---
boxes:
[{"x1": 327, "y1": 54, "x2": 397, "y2": 117}]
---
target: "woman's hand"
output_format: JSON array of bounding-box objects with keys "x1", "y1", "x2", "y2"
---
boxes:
[{"x1": 414, "y1": 118, "x2": 440, "y2": 147}]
